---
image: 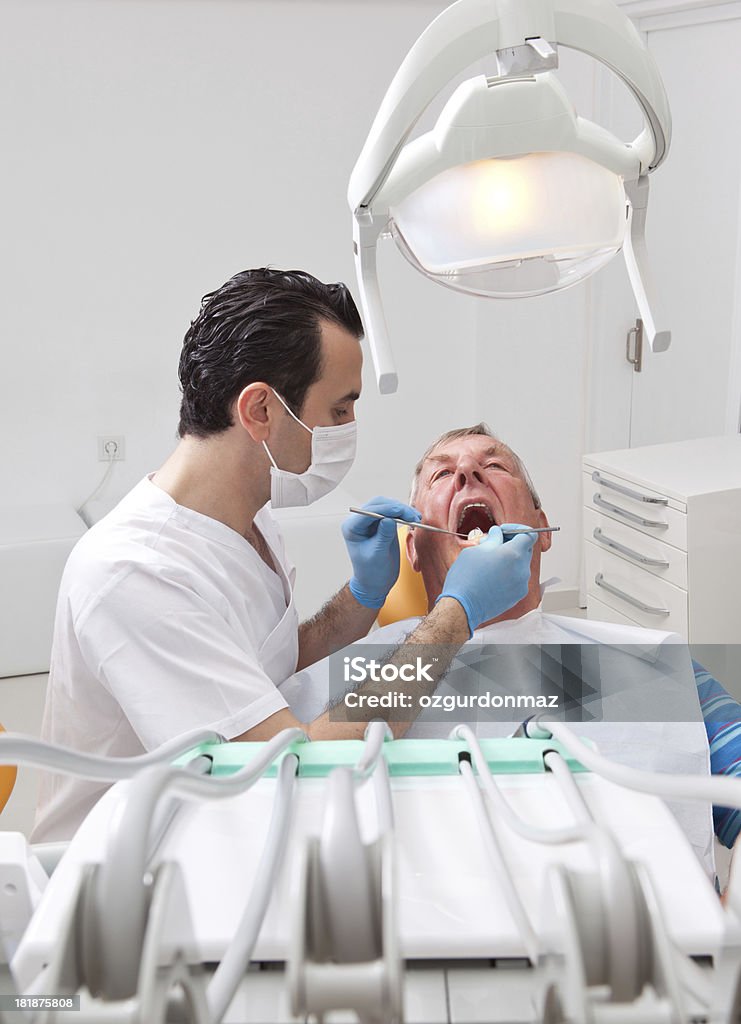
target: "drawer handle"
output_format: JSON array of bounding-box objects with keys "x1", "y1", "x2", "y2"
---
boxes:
[
  {"x1": 593, "y1": 494, "x2": 668, "y2": 530},
  {"x1": 594, "y1": 573, "x2": 670, "y2": 616},
  {"x1": 593, "y1": 528, "x2": 670, "y2": 567},
  {"x1": 591, "y1": 471, "x2": 669, "y2": 505}
]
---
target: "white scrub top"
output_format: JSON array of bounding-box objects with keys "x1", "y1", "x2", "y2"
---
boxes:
[{"x1": 33, "y1": 476, "x2": 298, "y2": 842}]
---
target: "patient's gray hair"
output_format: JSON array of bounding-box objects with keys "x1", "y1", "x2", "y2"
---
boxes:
[{"x1": 409, "y1": 423, "x2": 541, "y2": 509}]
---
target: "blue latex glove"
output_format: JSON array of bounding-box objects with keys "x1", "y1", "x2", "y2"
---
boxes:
[
  {"x1": 343, "y1": 497, "x2": 422, "y2": 609},
  {"x1": 436, "y1": 523, "x2": 537, "y2": 635}
]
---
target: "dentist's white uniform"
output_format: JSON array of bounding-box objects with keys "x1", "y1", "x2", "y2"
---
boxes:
[{"x1": 33, "y1": 476, "x2": 297, "y2": 842}]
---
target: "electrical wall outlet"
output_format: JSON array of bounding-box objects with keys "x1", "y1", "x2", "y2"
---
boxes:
[{"x1": 97, "y1": 435, "x2": 125, "y2": 461}]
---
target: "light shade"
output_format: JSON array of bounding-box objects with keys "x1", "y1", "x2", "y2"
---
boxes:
[
  {"x1": 389, "y1": 152, "x2": 628, "y2": 297},
  {"x1": 348, "y1": 0, "x2": 673, "y2": 391}
]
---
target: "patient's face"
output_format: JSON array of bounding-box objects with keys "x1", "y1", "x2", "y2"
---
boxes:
[{"x1": 408, "y1": 435, "x2": 549, "y2": 593}]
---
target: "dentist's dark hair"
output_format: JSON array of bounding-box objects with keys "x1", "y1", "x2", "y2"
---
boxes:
[{"x1": 177, "y1": 268, "x2": 363, "y2": 438}]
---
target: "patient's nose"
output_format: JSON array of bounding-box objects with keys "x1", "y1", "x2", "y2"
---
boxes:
[{"x1": 455, "y1": 457, "x2": 483, "y2": 490}]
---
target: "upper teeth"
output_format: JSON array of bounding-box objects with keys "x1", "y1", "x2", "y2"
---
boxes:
[{"x1": 457, "y1": 502, "x2": 494, "y2": 529}]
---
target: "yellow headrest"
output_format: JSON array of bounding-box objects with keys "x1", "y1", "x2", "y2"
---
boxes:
[
  {"x1": 0, "y1": 724, "x2": 18, "y2": 817},
  {"x1": 377, "y1": 526, "x2": 429, "y2": 627}
]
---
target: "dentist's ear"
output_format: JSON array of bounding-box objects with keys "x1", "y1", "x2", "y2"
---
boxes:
[
  {"x1": 235, "y1": 382, "x2": 277, "y2": 442},
  {"x1": 406, "y1": 525, "x2": 420, "y2": 573},
  {"x1": 536, "y1": 508, "x2": 553, "y2": 552}
]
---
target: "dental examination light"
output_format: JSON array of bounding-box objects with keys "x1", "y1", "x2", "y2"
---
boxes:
[{"x1": 348, "y1": 0, "x2": 672, "y2": 393}]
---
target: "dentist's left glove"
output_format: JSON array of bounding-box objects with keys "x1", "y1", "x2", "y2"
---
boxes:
[{"x1": 343, "y1": 497, "x2": 422, "y2": 609}]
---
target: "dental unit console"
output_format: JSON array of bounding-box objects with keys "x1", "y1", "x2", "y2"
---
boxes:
[{"x1": 2, "y1": 722, "x2": 741, "y2": 1024}]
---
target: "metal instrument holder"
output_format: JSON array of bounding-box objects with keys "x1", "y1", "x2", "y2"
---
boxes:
[
  {"x1": 455, "y1": 725, "x2": 685, "y2": 1021},
  {"x1": 288, "y1": 725, "x2": 402, "y2": 1024},
  {"x1": 31, "y1": 860, "x2": 209, "y2": 1024},
  {"x1": 6, "y1": 728, "x2": 302, "y2": 1024},
  {"x1": 541, "y1": 846, "x2": 687, "y2": 1022},
  {"x1": 0, "y1": 730, "x2": 226, "y2": 1024},
  {"x1": 529, "y1": 719, "x2": 741, "y2": 1023}
]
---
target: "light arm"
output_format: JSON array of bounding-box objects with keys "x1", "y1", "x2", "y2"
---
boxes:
[
  {"x1": 623, "y1": 177, "x2": 671, "y2": 351},
  {"x1": 348, "y1": 0, "x2": 503, "y2": 212},
  {"x1": 353, "y1": 213, "x2": 398, "y2": 394}
]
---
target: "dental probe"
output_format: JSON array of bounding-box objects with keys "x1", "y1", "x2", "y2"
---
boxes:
[{"x1": 349, "y1": 507, "x2": 559, "y2": 539}]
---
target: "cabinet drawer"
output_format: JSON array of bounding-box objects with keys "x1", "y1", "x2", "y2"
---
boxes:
[
  {"x1": 583, "y1": 508, "x2": 688, "y2": 589},
  {"x1": 584, "y1": 543, "x2": 689, "y2": 637},
  {"x1": 582, "y1": 471, "x2": 687, "y2": 550},
  {"x1": 586, "y1": 593, "x2": 642, "y2": 628}
]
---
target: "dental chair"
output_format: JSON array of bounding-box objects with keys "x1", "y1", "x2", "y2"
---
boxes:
[
  {"x1": 0, "y1": 725, "x2": 17, "y2": 816},
  {"x1": 377, "y1": 527, "x2": 427, "y2": 627}
]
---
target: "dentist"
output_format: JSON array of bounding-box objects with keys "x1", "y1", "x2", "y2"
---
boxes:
[{"x1": 34, "y1": 268, "x2": 535, "y2": 841}]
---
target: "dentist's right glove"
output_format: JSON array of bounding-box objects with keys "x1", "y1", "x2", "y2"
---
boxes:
[{"x1": 436, "y1": 524, "x2": 536, "y2": 635}]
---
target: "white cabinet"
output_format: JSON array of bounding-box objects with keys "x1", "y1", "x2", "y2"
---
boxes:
[
  {"x1": 587, "y1": 7, "x2": 741, "y2": 453},
  {"x1": 582, "y1": 435, "x2": 741, "y2": 644}
]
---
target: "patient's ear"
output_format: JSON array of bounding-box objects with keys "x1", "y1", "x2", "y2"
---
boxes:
[
  {"x1": 536, "y1": 508, "x2": 552, "y2": 552},
  {"x1": 406, "y1": 527, "x2": 420, "y2": 572}
]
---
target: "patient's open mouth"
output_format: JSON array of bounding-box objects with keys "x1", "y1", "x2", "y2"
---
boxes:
[{"x1": 456, "y1": 502, "x2": 496, "y2": 536}]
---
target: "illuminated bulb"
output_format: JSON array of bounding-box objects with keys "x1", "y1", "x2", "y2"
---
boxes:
[
  {"x1": 473, "y1": 159, "x2": 530, "y2": 234},
  {"x1": 390, "y1": 153, "x2": 627, "y2": 281}
]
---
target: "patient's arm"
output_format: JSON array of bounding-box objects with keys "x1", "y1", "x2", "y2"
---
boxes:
[
  {"x1": 306, "y1": 597, "x2": 470, "y2": 740},
  {"x1": 695, "y1": 660, "x2": 741, "y2": 848},
  {"x1": 296, "y1": 583, "x2": 378, "y2": 669},
  {"x1": 235, "y1": 598, "x2": 469, "y2": 742}
]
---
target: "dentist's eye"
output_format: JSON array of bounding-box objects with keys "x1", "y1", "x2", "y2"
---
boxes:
[{"x1": 432, "y1": 469, "x2": 452, "y2": 481}]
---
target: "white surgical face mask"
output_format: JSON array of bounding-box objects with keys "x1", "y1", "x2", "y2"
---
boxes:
[{"x1": 263, "y1": 389, "x2": 357, "y2": 508}]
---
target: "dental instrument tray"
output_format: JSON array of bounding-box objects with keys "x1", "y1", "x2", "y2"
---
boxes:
[{"x1": 9, "y1": 733, "x2": 730, "y2": 1024}]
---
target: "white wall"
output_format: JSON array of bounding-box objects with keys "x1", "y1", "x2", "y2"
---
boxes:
[{"x1": 0, "y1": 0, "x2": 476, "y2": 522}]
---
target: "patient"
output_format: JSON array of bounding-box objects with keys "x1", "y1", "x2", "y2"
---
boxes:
[
  {"x1": 282, "y1": 423, "x2": 734, "y2": 876},
  {"x1": 378, "y1": 423, "x2": 682, "y2": 648}
]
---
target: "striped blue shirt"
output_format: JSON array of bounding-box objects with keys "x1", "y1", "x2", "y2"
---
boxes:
[{"x1": 695, "y1": 660, "x2": 741, "y2": 848}]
